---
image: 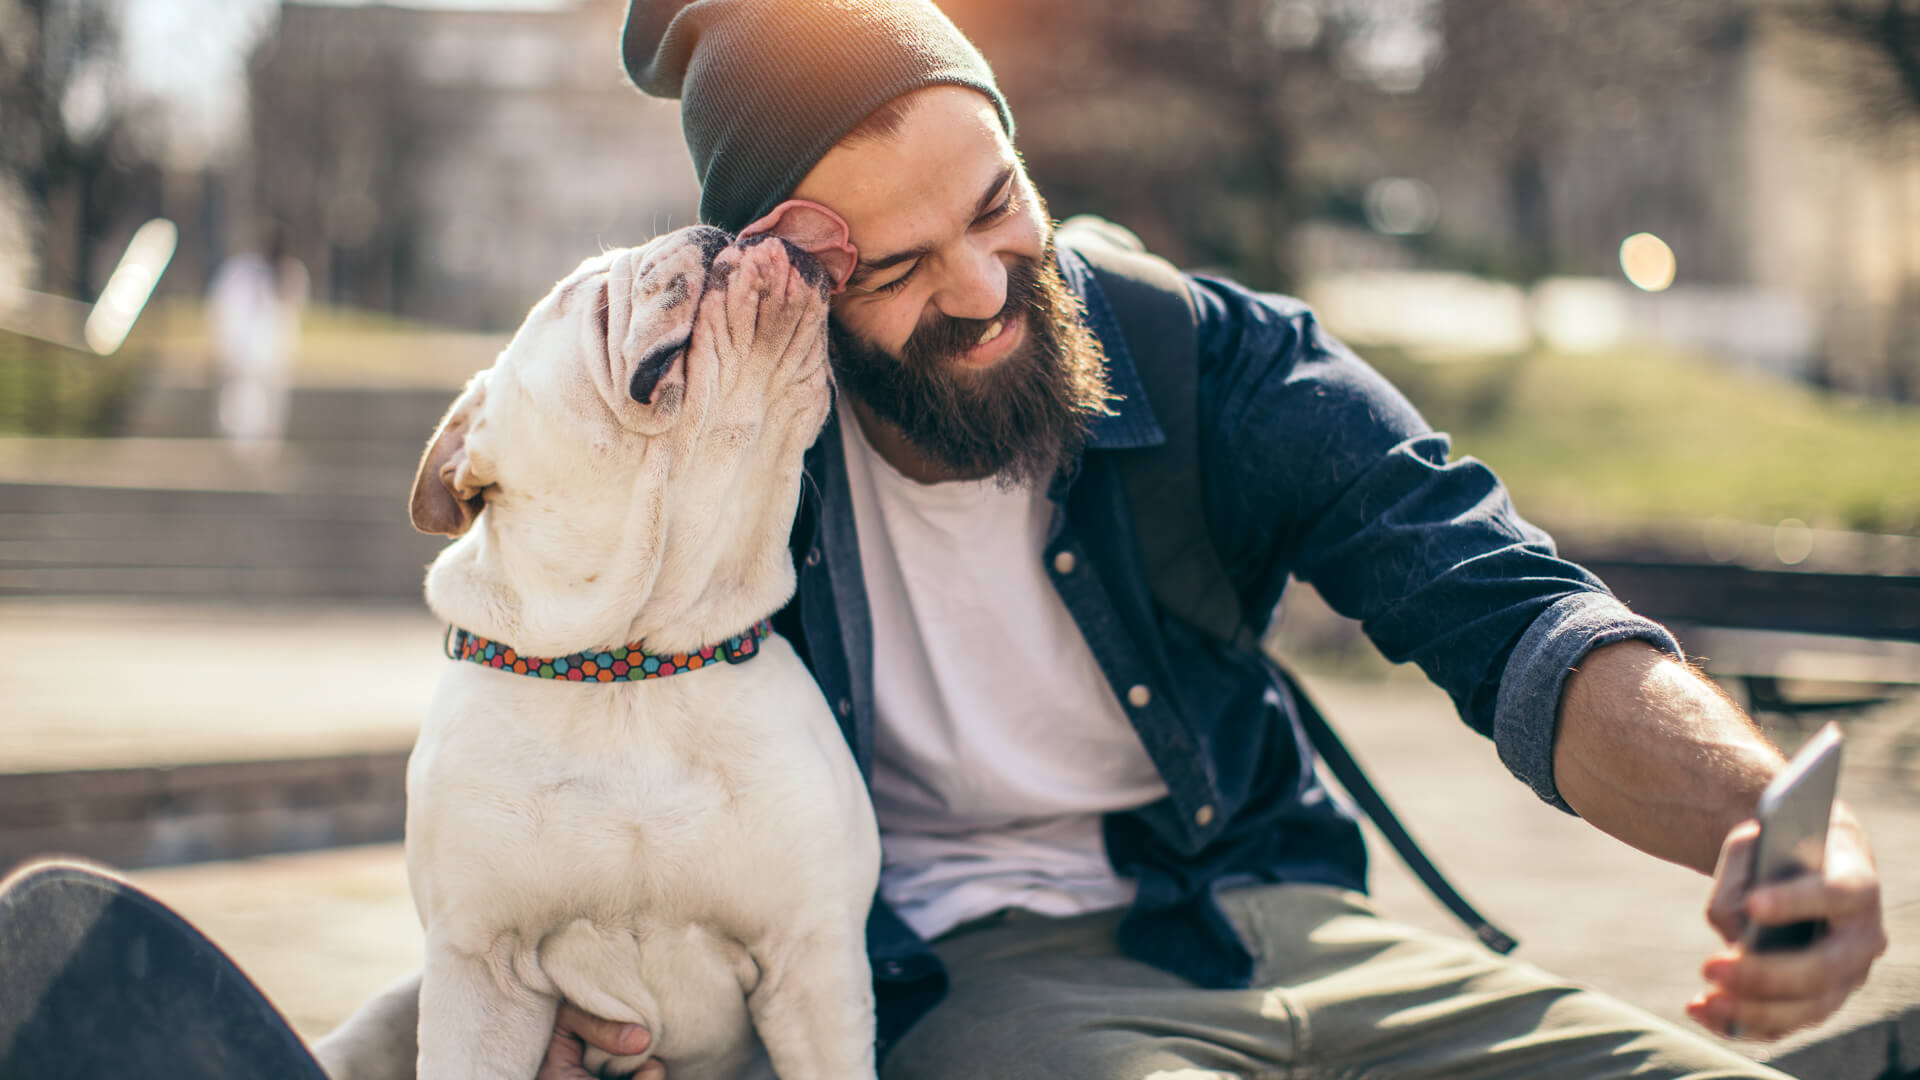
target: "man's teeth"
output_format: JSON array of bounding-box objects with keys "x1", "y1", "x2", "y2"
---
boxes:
[{"x1": 976, "y1": 318, "x2": 1005, "y2": 346}]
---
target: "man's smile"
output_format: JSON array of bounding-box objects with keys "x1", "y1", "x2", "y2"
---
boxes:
[{"x1": 957, "y1": 310, "x2": 1024, "y2": 369}]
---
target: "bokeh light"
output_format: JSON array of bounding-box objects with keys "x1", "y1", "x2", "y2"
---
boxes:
[
  {"x1": 1364, "y1": 178, "x2": 1439, "y2": 236},
  {"x1": 1619, "y1": 232, "x2": 1677, "y2": 292}
]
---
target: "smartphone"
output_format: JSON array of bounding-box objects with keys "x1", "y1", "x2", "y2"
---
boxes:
[{"x1": 1742, "y1": 721, "x2": 1844, "y2": 952}]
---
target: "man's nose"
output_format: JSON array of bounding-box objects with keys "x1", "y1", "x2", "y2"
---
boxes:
[{"x1": 933, "y1": 242, "x2": 1008, "y2": 321}]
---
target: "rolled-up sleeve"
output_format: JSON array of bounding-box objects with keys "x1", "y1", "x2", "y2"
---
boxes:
[
  {"x1": 1493, "y1": 592, "x2": 1682, "y2": 812},
  {"x1": 1190, "y1": 274, "x2": 1682, "y2": 812}
]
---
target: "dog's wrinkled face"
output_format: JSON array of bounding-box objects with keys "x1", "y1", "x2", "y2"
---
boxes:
[{"x1": 409, "y1": 220, "x2": 847, "y2": 653}]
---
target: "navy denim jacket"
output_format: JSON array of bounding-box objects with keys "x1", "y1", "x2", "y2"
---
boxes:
[{"x1": 771, "y1": 247, "x2": 1681, "y2": 1051}]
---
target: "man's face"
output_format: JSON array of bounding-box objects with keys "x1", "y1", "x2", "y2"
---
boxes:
[{"x1": 792, "y1": 86, "x2": 1110, "y2": 486}]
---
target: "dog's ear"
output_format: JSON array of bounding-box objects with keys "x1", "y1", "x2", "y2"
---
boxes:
[{"x1": 409, "y1": 372, "x2": 492, "y2": 538}]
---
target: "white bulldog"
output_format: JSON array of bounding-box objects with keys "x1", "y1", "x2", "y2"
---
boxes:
[{"x1": 329, "y1": 216, "x2": 877, "y2": 1080}]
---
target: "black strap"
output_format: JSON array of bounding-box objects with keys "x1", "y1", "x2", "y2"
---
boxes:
[
  {"x1": 1070, "y1": 238, "x2": 1247, "y2": 647},
  {"x1": 1268, "y1": 661, "x2": 1519, "y2": 954},
  {"x1": 1067, "y1": 224, "x2": 1519, "y2": 955}
]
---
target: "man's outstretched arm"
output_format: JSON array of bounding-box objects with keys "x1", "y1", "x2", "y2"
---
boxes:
[{"x1": 1554, "y1": 640, "x2": 1888, "y2": 1041}]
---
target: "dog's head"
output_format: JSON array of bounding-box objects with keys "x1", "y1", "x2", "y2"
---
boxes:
[{"x1": 408, "y1": 209, "x2": 854, "y2": 655}]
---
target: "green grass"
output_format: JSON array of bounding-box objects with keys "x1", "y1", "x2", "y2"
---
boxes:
[
  {"x1": 0, "y1": 333, "x2": 144, "y2": 436},
  {"x1": 1359, "y1": 345, "x2": 1920, "y2": 538},
  {"x1": 0, "y1": 302, "x2": 500, "y2": 436},
  {"x1": 141, "y1": 301, "x2": 503, "y2": 389}
]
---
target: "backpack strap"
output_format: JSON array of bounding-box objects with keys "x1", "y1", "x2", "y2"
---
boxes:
[
  {"x1": 1063, "y1": 225, "x2": 1248, "y2": 647},
  {"x1": 1268, "y1": 660, "x2": 1519, "y2": 954},
  {"x1": 1063, "y1": 218, "x2": 1519, "y2": 955}
]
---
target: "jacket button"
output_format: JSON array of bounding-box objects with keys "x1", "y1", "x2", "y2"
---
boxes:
[
  {"x1": 1052, "y1": 550, "x2": 1076, "y2": 575},
  {"x1": 805, "y1": 547, "x2": 822, "y2": 566},
  {"x1": 1126, "y1": 684, "x2": 1151, "y2": 708},
  {"x1": 837, "y1": 698, "x2": 853, "y2": 717},
  {"x1": 1194, "y1": 804, "x2": 1215, "y2": 827}
]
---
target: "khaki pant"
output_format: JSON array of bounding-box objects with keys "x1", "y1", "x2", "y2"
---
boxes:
[{"x1": 883, "y1": 885, "x2": 1789, "y2": 1080}]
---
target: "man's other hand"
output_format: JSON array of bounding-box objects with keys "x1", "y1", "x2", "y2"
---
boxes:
[
  {"x1": 537, "y1": 1005, "x2": 664, "y2": 1080},
  {"x1": 1688, "y1": 810, "x2": 1888, "y2": 1041}
]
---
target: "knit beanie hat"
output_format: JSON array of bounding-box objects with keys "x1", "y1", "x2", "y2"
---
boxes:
[{"x1": 622, "y1": 0, "x2": 1015, "y2": 233}]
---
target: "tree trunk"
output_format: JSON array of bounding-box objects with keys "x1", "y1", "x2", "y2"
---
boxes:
[{"x1": 1507, "y1": 142, "x2": 1555, "y2": 283}]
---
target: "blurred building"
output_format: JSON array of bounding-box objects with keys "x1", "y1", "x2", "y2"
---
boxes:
[
  {"x1": 238, "y1": 0, "x2": 697, "y2": 330},
  {"x1": 951, "y1": 0, "x2": 1920, "y2": 399},
  {"x1": 1299, "y1": 8, "x2": 1920, "y2": 395}
]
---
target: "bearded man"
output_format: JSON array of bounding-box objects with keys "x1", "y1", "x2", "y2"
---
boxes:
[
  {"x1": 0, "y1": 2, "x2": 1885, "y2": 1079},
  {"x1": 575, "y1": 3, "x2": 1884, "y2": 1078}
]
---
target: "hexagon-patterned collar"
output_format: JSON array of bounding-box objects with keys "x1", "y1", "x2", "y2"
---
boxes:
[{"x1": 445, "y1": 618, "x2": 772, "y2": 682}]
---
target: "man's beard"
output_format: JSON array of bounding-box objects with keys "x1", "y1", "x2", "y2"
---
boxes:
[{"x1": 828, "y1": 239, "x2": 1114, "y2": 489}]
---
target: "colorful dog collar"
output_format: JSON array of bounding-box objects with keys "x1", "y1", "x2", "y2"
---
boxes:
[{"x1": 446, "y1": 618, "x2": 772, "y2": 682}]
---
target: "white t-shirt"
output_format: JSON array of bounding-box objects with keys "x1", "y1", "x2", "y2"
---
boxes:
[{"x1": 838, "y1": 399, "x2": 1170, "y2": 940}]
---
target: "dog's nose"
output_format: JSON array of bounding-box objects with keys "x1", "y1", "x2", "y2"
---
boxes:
[
  {"x1": 629, "y1": 336, "x2": 689, "y2": 405},
  {"x1": 688, "y1": 226, "x2": 731, "y2": 265}
]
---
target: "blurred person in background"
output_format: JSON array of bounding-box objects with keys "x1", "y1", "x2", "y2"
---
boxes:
[
  {"x1": 0, "y1": 2, "x2": 1888, "y2": 1079},
  {"x1": 209, "y1": 218, "x2": 306, "y2": 466}
]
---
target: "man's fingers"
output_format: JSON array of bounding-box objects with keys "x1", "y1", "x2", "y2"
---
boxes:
[
  {"x1": 1697, "y1": 985, "x2": 1849, "y2": 1042},
  {"x1": 1692, "y1": 805, "x2": 1887, "y2": 1043},
  {"x1": 1747, "y1": 870, "x2": 1881, "y2": 926},
  {"x1": 1705, "y1": 820, "x2": 1760, "y2": 943},
  {"x1": 1703, "y1": 934, "x2": 1876, "y2": 1002},
  {"x1": 555, "y1": 1004, "x2": 653, "y2": 1057}
]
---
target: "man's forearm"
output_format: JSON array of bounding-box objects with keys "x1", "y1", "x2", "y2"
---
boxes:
[{"x1": 1551, "y1": 640, "x2": 1787, "y2": 874}]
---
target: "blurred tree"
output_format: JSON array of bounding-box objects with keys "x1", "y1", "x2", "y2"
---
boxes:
[
  {"x1": 0, "y1": 0, "x2": 164, "y2": 298},
  {"x1": 949, "y1": 0, "x2": 1408, "y2": 291},
  {"x1": 1798, "y1": 0, "x2": 1920, "y2": 125},
  {"x1": 243, "y1": 6, "x2": 443, "y2": 314},
  {"x1": 1411, "y1": 0, "x2": 1735, "y2": 283},
  {"x1": 950, "y1": 0, "x2": 1727, "y2": 288},
  {"x1": 1791, "y1": 2, "x2": 1920, "y2": 401}
]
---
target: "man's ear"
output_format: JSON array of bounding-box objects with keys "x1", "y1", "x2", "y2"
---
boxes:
[{"x1": 409, "y1": 371, "x2": 492, "y2": 537}]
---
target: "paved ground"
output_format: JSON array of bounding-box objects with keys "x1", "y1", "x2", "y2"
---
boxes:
[
  {"x1": 4, "y1": 599, "x2": 1915, "y2": 1072},
  {"x1": 0, "y1": 599, "x2": 436, "y2": 771}
]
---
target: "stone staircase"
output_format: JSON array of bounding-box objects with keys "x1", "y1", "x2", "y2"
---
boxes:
[{"x1": 0, "y1": 381, "x2": 455, "y2": 602}]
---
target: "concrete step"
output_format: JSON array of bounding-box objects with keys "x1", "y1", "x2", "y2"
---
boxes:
[
  {"x1": 0, "y1": 482, "x2": 403, "y2": 515},
  {"x1": 0, "y1": 752, "x2": 408, "y2": 872},
  {"x1": 0, "y1": 535, "x2": 422, "y2": 574},
  {"x1": 0, "y1": 471, "x2": 442, "y2": 600},
  {"x1": 0, "y1": 564, "x2": 428, "y2": 601},
  {"x1": 0, "y1": 437, "x2": 421, "y2": 491},
  {"x1": 125, "y1": 383, "x2": 458, "y2": 445}
]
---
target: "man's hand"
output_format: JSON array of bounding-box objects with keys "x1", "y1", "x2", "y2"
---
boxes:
[
  {"x1": 1687, "y1": 809, "x2": 1888, "y2": 1041},
  {"x1": 537, "y1": 1005, "x2": 663, "y2": 1080}
]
